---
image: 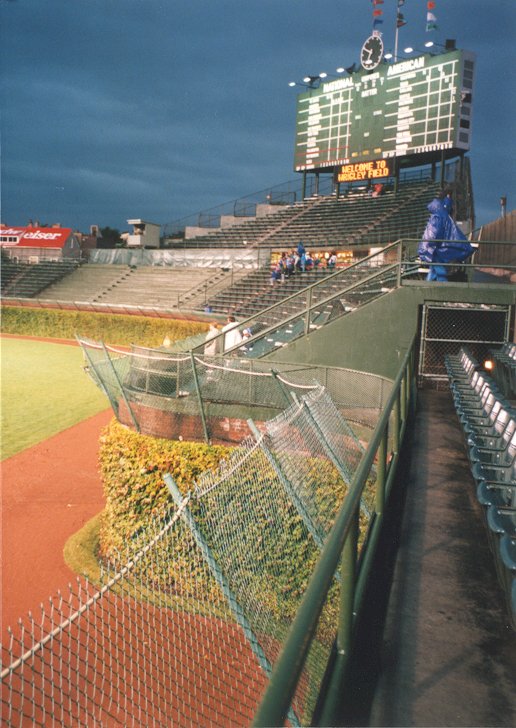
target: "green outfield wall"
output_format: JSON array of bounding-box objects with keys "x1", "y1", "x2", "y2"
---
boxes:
[{"x1": 268, "y1": 282, "x2": 515, "y2": 380}]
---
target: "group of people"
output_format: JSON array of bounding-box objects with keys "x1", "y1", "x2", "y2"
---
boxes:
[
  {"x1": 270, "y1": 243, "x2": 337, "y2": 285},
  {"x1": 201, "y1": 191, "x2": 469, "y2": 360},
  {"x1": 204, "y1": 316, "x2": 252, "y2": 356}
]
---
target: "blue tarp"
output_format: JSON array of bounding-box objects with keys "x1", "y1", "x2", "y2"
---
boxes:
[{"x1": 418, "y1": 197, "x2": 476, "y2": 281}]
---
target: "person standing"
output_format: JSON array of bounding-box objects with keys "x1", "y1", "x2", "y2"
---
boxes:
[
  {"x1": 221, "y1": 315, "x2": 243, "y2": 352},
  {"x1": 204, "y1": 323, "x2": 220, "y2": 356}
]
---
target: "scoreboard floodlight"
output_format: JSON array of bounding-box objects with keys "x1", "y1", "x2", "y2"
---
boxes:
[{"x1": 293, "y1": 49, "x2": 475, "y2": 172}]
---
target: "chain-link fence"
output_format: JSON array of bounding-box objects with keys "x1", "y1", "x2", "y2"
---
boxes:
[
  {"x1": 1, "y1": 382, "x2": 383, "y2": 727},
  {"x1": 77, "y1": 336, "x2": 392, "y2": 443},
  {"x1": 418, "y1": 302, "x2": 511, "y2": 380}
]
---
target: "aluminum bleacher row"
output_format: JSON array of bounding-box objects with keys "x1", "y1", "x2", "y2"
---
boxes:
[
  {"x1": 446, "y1": 348, "x2": 516, "y2": 629},
  {"x1": 0, "y1": 260, "x2": 79, "y2": 298},
  {"x1": 166, "y1": 179, "x2": 440, "y2": 249},
  {"x1": 54, "y1": 265, "x2": 216, "y2": 308},
  {"x1": 205, "y1": 264, "x2": 335, "y2": 317}
]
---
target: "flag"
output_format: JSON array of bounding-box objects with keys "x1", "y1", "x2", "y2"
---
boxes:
[
  {"x1": 371, "y1": 0, "x2": 383, "y2": 30},
  {"x1": 397, "y1": 12, "x2": 407, "y2": 28},
  {"x1": 426, "y1": 1, "x2": 438, "y2": 31},
  {"x1": 398, "y1": 0, "x2": 405, "y2": 5},
  {"x1": 426, "y1": 10, "x2": 437, "y2": 30}
]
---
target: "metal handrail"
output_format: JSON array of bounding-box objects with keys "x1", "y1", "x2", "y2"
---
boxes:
[
  {"x1": 252, "y1": 334, "x2": 417, "y2": 727},
  {"x1": 224, "y1": 263, "x2": 399, "y2": 357},
  {"x1": 191, "y1": 241, "x2": 402, "y2": 355}
]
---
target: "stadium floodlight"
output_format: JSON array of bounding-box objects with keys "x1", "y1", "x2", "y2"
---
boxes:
[
  {"x1": 384, "y1": 52, "x2": 394, "y2": 60},
  {"x1": 334, "y1": 64, "x2": 357, "y2": 75},
  {"x1": 404, "y1": 45, "x2": 439, "y2": 57},
  {"x1": 403, "y1": 46, "x2": 434, "y2": 56},
  {"x1": 288, "y1": 74, "x2": 325, "y2": 89}
]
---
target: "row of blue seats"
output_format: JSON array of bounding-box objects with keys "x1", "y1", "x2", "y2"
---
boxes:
[
  {"x1": 489, "y1": 342, "x2": 516, "y2": 399},
  {"x1": 446, "y1": 348, "x2": 516, "y2": 630}
]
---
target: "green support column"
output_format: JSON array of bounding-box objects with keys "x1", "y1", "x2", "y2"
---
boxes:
[{"x1": 318, "y1": 510, "x2": 358, "y2": 726}]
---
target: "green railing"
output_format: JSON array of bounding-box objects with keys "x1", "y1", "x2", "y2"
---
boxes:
[
  {"x1": 252, "y1": 334, "x2": 417, "y2": 726},
  {"x1": 191, "y1": 242, "x2": 403, "y2": 359},
  {"x1": 190, "y1": 238, "x2": 515, "y2": 361}
]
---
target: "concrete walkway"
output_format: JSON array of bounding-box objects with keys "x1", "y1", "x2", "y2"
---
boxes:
[
  {"x1": 368, "y1": 389, "x2": 516, "y2": 727},
  {"x1": 340, "y1": 389, "x2": 516, "y2": 727}
]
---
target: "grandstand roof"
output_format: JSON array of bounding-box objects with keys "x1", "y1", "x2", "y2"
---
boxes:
[{"x1": 0, "y1": 226, "x2": 74, "y2": 249}]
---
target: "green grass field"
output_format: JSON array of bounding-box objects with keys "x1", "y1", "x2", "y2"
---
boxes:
[{"x1": 1, "y1": 337, "x2": 110, "y2": 460}]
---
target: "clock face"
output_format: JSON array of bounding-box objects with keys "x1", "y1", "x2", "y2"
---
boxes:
[{"x1": 361, "y1": 35, "x2": 384, "y2": 70}]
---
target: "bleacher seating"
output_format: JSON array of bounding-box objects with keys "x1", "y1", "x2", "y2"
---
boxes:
[
  {"x1": 29, "y1": 264, "x2": 220, "y2": 310},
  {"x1": 1, "y1": 260, "x2": 79, "y2": 298},
  {"x1": 204, "y1": 265, "x2": 335, "y2": 318},
  {"x1": 166, "y1": 179, "x2": 440, "y2": 250},
  {"x1": 446, "y1": 348, "x2": 516, "y2": 630},
  {"x1": 489, "y1": 343, "x2": 516, "y2": 399}
]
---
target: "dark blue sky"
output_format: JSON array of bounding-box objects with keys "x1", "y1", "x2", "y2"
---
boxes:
[{"x1": 1, "y1": 0, "x2": 514, "y2": 233}]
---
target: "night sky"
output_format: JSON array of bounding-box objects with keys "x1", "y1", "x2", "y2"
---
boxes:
[{"x1": 1, "y1": 0, "x2": 514, "y2": 233}]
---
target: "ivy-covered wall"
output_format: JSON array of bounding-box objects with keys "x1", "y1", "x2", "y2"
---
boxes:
[
  {"x1": 98, "y1": 419, "x2": 229, "y2": 557},
  {"x1": 1, "y1": 305, "x2": 208, "y2": 347}
]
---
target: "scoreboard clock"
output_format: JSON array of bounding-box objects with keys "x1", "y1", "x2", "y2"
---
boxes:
[
  {"x1": 361, "y1": 33, "x2": 384, "y2": 71},
  {"x1": 293, "y1": 48, "x2": 475, "y2": 172}
]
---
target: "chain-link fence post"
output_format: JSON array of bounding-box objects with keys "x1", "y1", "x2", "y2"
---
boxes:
[
  {"x1": 270, "y1": 369, "x2": 296, "y2": 406},
  {"x1": 189, "y1": 352, "x2": 210, "y2": 443},
  {"x1": 101, "y1": 342, "x2": 140, "y2": 432},
  {"x1": 247, "y1": 419, "x2": 325, "y2": 550},
  {"x1": 318, "y1": 508, "x2": 358, "y2": 727},
  {"x1": 164, "y1": 473, "x2": 301, "y2": 728}
]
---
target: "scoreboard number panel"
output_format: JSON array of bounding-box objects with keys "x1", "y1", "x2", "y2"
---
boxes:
[{"x1": 294, "y1": 49, "x2": 475, "y2": 171}]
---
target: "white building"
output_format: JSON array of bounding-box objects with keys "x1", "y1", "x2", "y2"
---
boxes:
[{"x1": 126, "y1": 219, "x2": 160, "y2": 248}]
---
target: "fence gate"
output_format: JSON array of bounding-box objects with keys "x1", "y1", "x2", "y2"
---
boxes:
[{"x1": 418, "y1": 302, "x2": 512, "y2": 382}]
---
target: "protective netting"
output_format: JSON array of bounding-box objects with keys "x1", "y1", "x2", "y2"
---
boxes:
[
  {"x1": 1, "y1": 510, "x2": 265, "y2": 727},
  {"x1": 262, "y1": 386, "x2": 374, "y2": 536},
  {"x1": 77, "y1": 336, "x2": 392, "y2": 442},
  {"x1": 2, "y1": 384, "x2": 371, "y2": 727}
]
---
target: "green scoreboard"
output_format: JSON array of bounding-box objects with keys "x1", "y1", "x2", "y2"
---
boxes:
[{"x1": 293, "y1": 49, "x2": 475, "y2": 172}]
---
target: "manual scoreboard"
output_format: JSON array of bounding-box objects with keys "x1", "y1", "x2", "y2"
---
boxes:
[{"x1": 294, "y1": 49, "x2": 475, "y2": 172}]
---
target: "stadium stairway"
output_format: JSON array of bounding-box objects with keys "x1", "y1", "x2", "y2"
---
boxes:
[{"x1": 339, "y1": 388, "x2": 516, "y2": 727}]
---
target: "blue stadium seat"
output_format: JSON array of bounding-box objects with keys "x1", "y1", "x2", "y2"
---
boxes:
[
  {"x1": 469, "y1": 428, "x2": 516, "y2": 467},
  {"x1": 466, "y1": 409, "x2": 515, "y2": 450},
  {"x1": 476, "y1": 481, "x2": 516, "y2": 509}
]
